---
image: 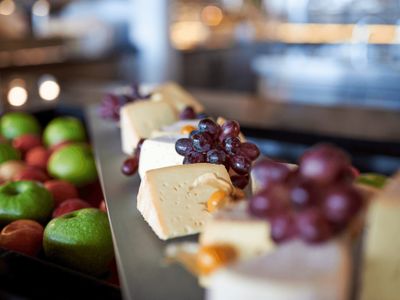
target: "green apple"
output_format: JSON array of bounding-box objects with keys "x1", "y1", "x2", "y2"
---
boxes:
[
  {"x1": 1, "y1": 112, "x2": 40, "y2": 140},
  {"x1": 356, "y1": 173, "x2": 387, "y2": 189},
  {"x1": 43, "y1": 208, "x2": 114, "y2": 276},
  {"x1": 47, "y1": 143, "x2": 97, "y2": 186},
  {"x1": 0, "y1": 143, "x2": 20, "y2": 164},
  {"x1": 0, "y1": 181, "x2": 53, "y2": 224},
  {"x1": 43, "y1": 117, "x2": 86, "y2": 147}
]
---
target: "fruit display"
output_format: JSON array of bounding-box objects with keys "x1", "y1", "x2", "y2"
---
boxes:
[
  {"x1": 0, "y1": 111, "x2": 116, "y2": 285},
  {"x1": 110, "y1": 82, "x2": 398, "y2": 299}
]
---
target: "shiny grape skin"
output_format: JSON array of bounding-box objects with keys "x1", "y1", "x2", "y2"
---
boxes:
[
  {"x1": 206, "y1": 149, "x2": 227, "y2": 165},
  {"x1": 223, "y1": 137, "x2": 241, "y2": 155},
  {"x1": 289, "y1": 179, "x2": 319, "y2": 210},
  {"x1": 238, "y1": 142, "x2": 260, "y2": 161},
  {"x1": 270, "y1": 213, "x2": 297, "y2": 243},
  {"x1": 121, "y1": 156, "x2": 139, "y2": 176},
  {"x1": 220, "y1": 120, "x2": 240, "y2": 141},
  {"x1": 175, "y1": 138, "x2": 193, "y2": 156},
  {"x1": 248, "y1": 185, "x2": 290, "y2": 218},
  {"x1": 198, "y1": 119, "x2": 220, "y2": 138},
  {"x1": 230, "y1": 155, "x2": 251, "y2": 175},
  {"x1": 296, "y1": 208, "x2": 332, "y2": 243},
  {"x1": 322, "y1": 184, "x2": 363, "y2": 226},
  {"x1": 179, "y1": 106, "x2": 197, "y2": 120},
  {"x1": 191, "y1": 132, "x2": 213, "y2": 152},
  {"x1": 230, "y1": 175, "x2": 249, "y2": 189},
  {"x1": 252, "y1": 159, "x2": 291, "y2": 189},
  {"x1": 299, "y1": 144, "x2": 350, "y2": 185},
  {"x1": 184, "y1": 151, "x2": 206, "y2": 164}
]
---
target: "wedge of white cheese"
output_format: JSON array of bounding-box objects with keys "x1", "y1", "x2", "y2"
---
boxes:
[
  {"x1": 360, "y1": 172, "x2": 400, "y2": 300},
  {"x1": 138, "y1": 135, "x2": 184, "y2": 178},
  {"x1": 151, "y1": 82, "x2": 204, "y2": 113},
  {"x1": 120, "y1": 101, "x2": 177, "y2": 155},
  {"x1": 207, "y1": 239, "x2": 351, "y2": 300},
  {"x1": 151, "y1": 120, "x2": 200, "y2": 138},
  {"x1": 200, "y1": 201, "x2": 274, "y2": 260},
  {"x1": 137, "y1": 163, "x2": 232, "y2": 240}
]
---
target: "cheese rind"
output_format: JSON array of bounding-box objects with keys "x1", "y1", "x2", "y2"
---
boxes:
[
  {"x1": 138, "y1": 135, "x2": 184, "y2": 178},
  {"x1": 120, "y1": 101, "x2": 177, "y2": 155},
  {"x1": 151, "y1": 82, "x2": 204, "y2": 113},
  {"x1": 200, "y1": 201, "x2": 274, "y2": 260},
  {"x1": 207, "y1": 239, "x2": 350, "y2": 300},
  {"x1": 137, "y1": 163, "x2": 232, "y2": 240}
]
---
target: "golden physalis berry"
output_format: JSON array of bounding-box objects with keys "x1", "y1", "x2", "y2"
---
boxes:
[
  {"x1": 197, "y1": 244, "x2": 237, "y2": 275},
  {"x1": 207, "y1": 190, "x2": 228, "y2": 212},
  {"x1": 180, "y1": 125, "x2": 197, "y2": 135}
]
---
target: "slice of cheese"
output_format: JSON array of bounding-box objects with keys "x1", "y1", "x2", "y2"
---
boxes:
[
  {"x1": 207, "y1": 239, "x2": 351, "y2": 300},
  {"x1": 137, "y1": 163, "x2": 232, "y2": 240},
  {"x1": 151, "y1": 82, "x2": 204, "y2": 113},
  {"x1": 120, "y1": 101, "x2": 177, "y2": 155},
  {"x1": 151, "y1": 119, "x2": 200, "y2": 138},
  {"x1": 200, "y1": 201, "x2": 274, "y2": 260},
  {"x1": 138, "y1": 135, "x2": 184, "y2": 178},
  {"x1": 360, "y1": 172, "x2": 400, "y2": 300}
]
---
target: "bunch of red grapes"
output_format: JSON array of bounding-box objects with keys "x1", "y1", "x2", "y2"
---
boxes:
[
  {"x1": 175, "y1": 118, "x2": 260, "y2": 189},
  {"x1": 99, "y1": 84, "x2": 151, "y2": 121},
  {"x1": 249, "y1": 144, "x2": 363, "y2": 244}
]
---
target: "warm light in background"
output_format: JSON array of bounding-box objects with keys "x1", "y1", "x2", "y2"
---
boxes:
[
  {"x1": 8, "y1": 79, "x2": 28, "y2": 107},
  {"x1": 170, "y1": 21, "x2": 209, "y2": 50},
  {"x1": 201, "y1": 5, "x2": 223, "y2": 27},
  {"x1": 32, "y1": 0, "x2": 50, "y2": 17},
  {"x1": 38, "y1": 75, "x2": 60, "y2": 101},
  {"x1": 0, "y1": 0, "x2": 15, "y2": 16}
]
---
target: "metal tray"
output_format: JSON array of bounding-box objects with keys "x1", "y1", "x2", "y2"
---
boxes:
[{"x1": 85, "y1": 105, "x2": 203, "y2": 300}]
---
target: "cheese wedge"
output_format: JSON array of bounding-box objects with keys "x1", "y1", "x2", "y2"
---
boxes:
[
  {"x1": 207, "y1": 239, "x2": 351, "y2": 300},
  {"x1": 200, "y1": 201, "x2": 274, "y2": 260},
  {"x1": 151, "y1": 82, "x2": 204, "y2": 113},
  {"x1": 138, "y1": 135, "x2": 184, "y2": 178},
  {"x1": 151, "y1": 119, "x2": 200, "y2": 138},
  {"x1": 120, "y1": 101, "x2": 177, "y2": 154},
  {"x1": 137, "y1": 163, "x2": 232, "y2": 240},
  {"x1": 360, "y1": 172, "x2": 400, "y2": 300}
]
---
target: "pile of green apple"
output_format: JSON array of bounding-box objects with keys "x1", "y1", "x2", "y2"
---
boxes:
[{"x1": 0, "y1": 112, "x2": 115, "y2": 280}]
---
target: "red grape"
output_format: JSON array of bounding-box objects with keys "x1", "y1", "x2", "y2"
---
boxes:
[
  {"x1": 230, "y1": 155, "x2": 251, "y2": 175},
  {"x1": 122, "y1": 156, "x2": 139, "y2": 176},
  {"x1": 184, "y1": 151, "x2": 206, "y2": 164},
  {"x1": 179, "y1": 106, "x2": 197, "y2": 120},
  {"x1": 270, "y1": 213, "x2": 297, "y2": 243},
  {"x1": 219, "y1": 120, "x2": 240, "y2": 141},
  {"x1": 248, "y1": 185, "x2": 290, "y2": 218},
  {"x1": 296, "y1": 208, "x2": 332, "y2": 243},
  {"x1": 223, "y1": 137, "x2": 241, "y2": 155},
  {"x1": 252, "y1": 159, "x2": 291, "y2": 189},
  {"x1": 322, "y1": 184, "x2": 363, "y2": 226},
  {"x1": 206, "y1": 149, "x2": 227, "y2": 165},
  {"x1": 198, "y1": 119, "x2": 220, "y2": 138},
  {"x1": 289, "y1": 179, "x2": 319, "y2": 210},
  {"x1": 175, "y1": 138, "x2": 193, "y2": 156},
  {"x1": 238, "y1": 142, "x2": 260, "y2": 161},
  {"x1": 230, "y1": 175, "x2": 249, "y2": 189},
  {"x1": 299, "y1": 144, "x2": 350, "y2": 185},
  {"x1": 191, "y1": 132, "x2": 213, "y2": 152}
]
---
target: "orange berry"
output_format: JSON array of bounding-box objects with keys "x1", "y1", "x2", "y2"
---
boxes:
[
  {"x1": 197, "y1": 244, "x2": 237, "y2": 275},
  {"x1": 207, "y1": 190, "x2": 228, "y2": 212},
  {"x1": 180, "y1": 125, "x2": 197, "y2": 135}
]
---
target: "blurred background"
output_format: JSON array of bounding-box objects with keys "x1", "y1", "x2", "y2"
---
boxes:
[{"x1": 0, "y1": 0, "x2": 399, "y2": 173}]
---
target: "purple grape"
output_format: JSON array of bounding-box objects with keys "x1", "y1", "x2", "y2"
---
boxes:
[
  {"x1": 223, "y1": 137, "x2": 241, "y2": 155},
  {"x1": 183, "y1": 151, "x2": 206, "y2": 164},
  {"x1": 121, "y1": 156, "x2": 139, "y2": 176},
  {"x1": 252, "y1": 159, "x2": 291, "y2": 189},
  {"x1": 191, "y1": 132, "x2": 213, "y2": 152},
  {"x1": 248, "y1": 185, "x2": 290, "y2": 218},
  {"x1": 189, "y1": 129, "x2": 201, "y2": 139},
  {"x1": 175, "y1": 138, "x2": 193, "y2": 156},
  {"x1": 231, "y1": 175, "x2": 249, "y2": 189},
  {"x1": 238, "y1": 142, "x2": 260, "y2": 161},
  {"x1": 230, "y1": 155, "x2": 251, "y2": 175},
  {"x1": 299, "y1": 144, "x2": 350, "y2": 185},
  {"x1": 289, "y1": 179, "x2": 319, "y2": 210},
  {"x1": 197, "y1": 112, "x2": 208, "y2": 119},
  {"x1": 296, "y1": 208, "x2": 332, "y2": 243},
  {"x1": 179, "y1": 106, "x2": 197, "y2": 120},
  {"x1": 198, "y1": 119, "x2": 220, "y2": 138},
  {"x1": 219, "y1": 120, "x2": 240, "y2": 141},
  {"x1": 270, "y1": 213, "x2": 297, "y2": 243},
  {"x1": 98, "y1": 94, "x2": 122, "y2": 121},
  {"x1": 206, "y1": 149, "x2": 227, "y2": 165},
  {"x1": 322, "y1": 184, "x2": 363, "y2": 226}
]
